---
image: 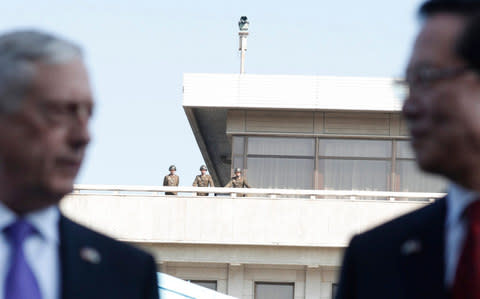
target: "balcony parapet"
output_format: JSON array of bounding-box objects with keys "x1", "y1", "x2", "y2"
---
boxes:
[
  {"x1": 61, "y1": 185, "x2": 444, "y2": 248},
  {"x1": 72, "y1": 184, "x2": 445, "y2": 202}
]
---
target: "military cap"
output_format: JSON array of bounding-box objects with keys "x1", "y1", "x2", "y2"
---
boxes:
[
  {"x1": 234, "y1": 168, "x2": 242, "y2": 173},
  {"x1": 200, "y1": 165, "x2": 207, "y2": 171},
  {"x1": 169, "y1": 165, "x2": 176, "y2": 171}
]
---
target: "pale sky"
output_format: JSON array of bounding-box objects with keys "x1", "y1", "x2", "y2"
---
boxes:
[{"x1": 1, "y1": 0, "x2": 424, "y2": 186}]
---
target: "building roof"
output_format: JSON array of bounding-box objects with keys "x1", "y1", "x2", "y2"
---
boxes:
[
  {"x1": 183, "y1": 73, "x2": 406, "y2": 186},
  {"x1": 183, "y1": 73, "x2": 404, "y2": 112}
]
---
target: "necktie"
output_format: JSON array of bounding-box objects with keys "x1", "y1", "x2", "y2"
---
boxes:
[
  {"x1": 4, "y1": 219, "x2": 42, "y2": 299},
  {"x1": 453, "y1": 200, "x2": 480, "y2": 299}
]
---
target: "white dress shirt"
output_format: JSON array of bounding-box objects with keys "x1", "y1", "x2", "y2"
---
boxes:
[
  {"x1": 445, "y1": 183, "x2": 480, "y2": 287},
  {"x1": 0, "y1": 201, "x2": 60, "y2": 299}
]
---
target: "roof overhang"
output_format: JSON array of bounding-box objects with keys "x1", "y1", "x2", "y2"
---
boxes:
[
  {"x1": 183, "y1": 73, "x2": 403, "y2": 112},
  {"x1": 183, "y1": 73, "x2": 404, "y2": 186}
]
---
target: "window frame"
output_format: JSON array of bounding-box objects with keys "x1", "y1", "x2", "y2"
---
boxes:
[
  {"x1": 332, "y1": 283, "x2": 338, "y2": 299},
  {"x1": 188, "y1": 280, "x2": 218, "y2": 291},
  {"x1": 230, "y1": 134, "x2": 445, "y2": 193},
  {"x1": 244, "y1": 136, "x2": 316, "y2": 189},
  {"x1": 317, "y1": 138, "x2": 393, "y2": 191},
  {"x1": 254, "y1": 281, "x2": 295, "y2": 299}
]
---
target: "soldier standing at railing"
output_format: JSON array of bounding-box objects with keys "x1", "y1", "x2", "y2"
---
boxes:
[
  {"x1": 192, "y1": 165, "x2": 215, "y2": 196},
  {"x1": 225, "y1": 168, "x2": 251, "y2": 196},
  {"x1": 163, "y1": 165, "x2": 179, "y2": 195}
]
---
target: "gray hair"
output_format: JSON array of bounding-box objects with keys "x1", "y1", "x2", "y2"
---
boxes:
[{"x1": 0, "y1": 30, "x2": 83, "y2": 113}]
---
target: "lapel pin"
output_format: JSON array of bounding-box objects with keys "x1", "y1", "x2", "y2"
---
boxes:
[
  {"x1": 401, "y1": 239, "x2": 422, "y2": 256},
  {"x1": 80, "y1": 247, "x2": 101, "y2": 264}
]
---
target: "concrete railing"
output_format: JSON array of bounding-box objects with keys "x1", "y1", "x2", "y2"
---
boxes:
[{"x1": 73, "y1": 184, "x2": 445, "y2": 202}]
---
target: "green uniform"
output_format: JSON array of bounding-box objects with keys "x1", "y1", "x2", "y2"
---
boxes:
[
  {"x1": 192, "y1": 174, "x2": 215, "y2": 196},
  {"x1": 163, "y1": 174, "x2": 179, "y2": 195},
  {"x1": 225, "y1": 176, "x2": 251, "y2": 190}
]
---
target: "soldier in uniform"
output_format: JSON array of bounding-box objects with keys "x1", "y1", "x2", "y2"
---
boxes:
[
  {"x1": 163, "y1": 165, "x2": 179, "y2": 195},
  {"x1": 225, "y1": 168, "x2": 251, "y2": 196},
  {"x1": 192, "y1": 165, "x2": 215, "y2": 196}
]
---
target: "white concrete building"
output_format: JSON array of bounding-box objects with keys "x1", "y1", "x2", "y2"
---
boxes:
[{"x1": 61, "y1": 74, "x2": 447, "y2": 299}]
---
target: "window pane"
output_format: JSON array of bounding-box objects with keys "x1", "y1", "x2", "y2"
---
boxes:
[
  {"x1": 248, "y1": 137, "x2": 315, "y2": 156},
  {"x1": 319, "y1": 139, "x2": 391, "y2": 158},
  {"x1": 396, "y1": 140, "x2": 415, "y2": 159},
  {"x1": 233, "y1": 136, "x2": 245, "y2": 155},
  {"x1": 233, "y1": 156, "x2": 244, "y2": 170},
  {"x1": 255, "y1": 283, "x2": 294, "y2": 299},
  {"x1": 190, "y1": 280, "x2": 217, "y2": 290},
  {"x1": 396, "y1": 160, "x2": 447, "y2": 192},
  {"x1": 319, "y1": 159, "x2": 390, "y2": 191},
  {"x1": 332, "y1": 284, "x2": 338, "y2": 299},
  {"x1": 248, "y1": 157, "x2": 314, "y2": 189}
]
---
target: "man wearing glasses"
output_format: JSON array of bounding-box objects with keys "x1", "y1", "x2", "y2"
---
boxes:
[{"x1": 337, "y1": 0, "x2": 480, "y2": 298}]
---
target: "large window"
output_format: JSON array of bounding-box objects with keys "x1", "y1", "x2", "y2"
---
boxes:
[
  {"x1": 255, "y1": 282, "x2": 294, "y2": 299},
  {"x1": 318, "y1": 139, "x2": 391, "y2": 191},
  {"x1": 395, "y1": 141, "x2": 446, "y2": 192},
  {"x1": 189, "y1": 280, "x2": 217, "y2": 291},
  {"x1": 332, "y1": 283, "x2": 338, "y2": 298},
  {"x1": 232, "y1": 136, "x2": 245, "y2": 171},
  {"x1": 231, "y1": 136, "x2": 447, "y2": 192},
  {"x1": 246, "y1": 137, "x2": 315, "y2": 189}
]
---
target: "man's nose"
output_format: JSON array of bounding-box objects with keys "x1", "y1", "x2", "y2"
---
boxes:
[
  {"x1": 68, "y1": 111, "x2": 91, "y2": 152},
  {"x1": 402, "y1": 91, "x2": 424, "y2": 121}
]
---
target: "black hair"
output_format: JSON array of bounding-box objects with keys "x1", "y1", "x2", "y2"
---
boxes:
[
  {"x1": 420, "y1": 0, "x2": 480, "y2": 17},
  {"x1": 419, "y1": 0, "x2": 480, "y2": 73}
]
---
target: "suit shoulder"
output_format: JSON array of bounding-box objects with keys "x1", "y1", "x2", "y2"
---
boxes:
[
  {"x1": 62, "y1": 216, "x2": 154, "y2": 261},
  {"x1": 353, "y1": 198, "x2": 446, "y2": 247}
]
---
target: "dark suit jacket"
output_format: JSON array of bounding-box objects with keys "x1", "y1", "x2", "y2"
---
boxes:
[
  {"x1": 59, "y1": 215, "x2": 159, "y2": 299},
  {"x1": 336, "y1": 198, "x2": 449, "y2": 299}
]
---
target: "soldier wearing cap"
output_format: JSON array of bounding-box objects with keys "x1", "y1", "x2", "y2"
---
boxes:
[
  {"x1": 192, "y1": 165, "x2": 215, "y2": 196},
  {"x1": 163, "y1": 165, "x2": 179, "y2": 195},
  {"x1": 225, "y1": 168, "x2": 251, "y2": 196}
]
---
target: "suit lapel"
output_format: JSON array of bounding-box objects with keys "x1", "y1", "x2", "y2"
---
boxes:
[
  {"x1": 59, "y1": 216, "x2": 103, "y2": 299},
  {"x1": 399, "y1": 198, "x2": 448, "y2": 299}
]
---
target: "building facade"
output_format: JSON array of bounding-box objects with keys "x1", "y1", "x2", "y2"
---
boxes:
[
  {"x1": 62, "y1": 187, "x2": 437, "y2": 299},
  {"x1": 60, "y1": 73, "x2": 447, "y2": 299},
  {"x1": 183, "y1": 73, "x2": 446, "y2": 193}
]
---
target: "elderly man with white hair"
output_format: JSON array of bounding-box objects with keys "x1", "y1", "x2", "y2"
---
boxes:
[{"x1": 0, "y1": 30, "x2": 159, "y2": 299}]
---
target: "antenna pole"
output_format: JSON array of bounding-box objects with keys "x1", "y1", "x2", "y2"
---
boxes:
[{"x1": 238, "y1": 16, "x2": 249, "y2": 74}]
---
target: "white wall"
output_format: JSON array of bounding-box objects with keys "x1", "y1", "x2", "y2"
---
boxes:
[
  {"x1": 60, "y1": 193, "x2": 429, "y2": 299},
  {"x1": 60, "y1": 194, "x2": 428, "y2": 247},
  {"x1": 162, "y1": 263, "x2": 339, "y2": 299}
]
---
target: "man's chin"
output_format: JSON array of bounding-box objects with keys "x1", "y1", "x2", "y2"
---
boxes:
[
  {"x1": 47, "y1": 178, "x2": 75, "y2": 198},
  {"x1": 416, "y1": 154, "x2": 445, "y2": 176},
  {"x1": 6, "y1": 183, "x2": 68, "y2": 215}
]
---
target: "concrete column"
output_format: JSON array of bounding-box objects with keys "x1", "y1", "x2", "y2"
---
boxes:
[
  {"x1": 305, "y1": 267, "x2": 321, "y2": 299},
  {"x1": 228, "y1": 264, "x2": 244, "y2": 298}
]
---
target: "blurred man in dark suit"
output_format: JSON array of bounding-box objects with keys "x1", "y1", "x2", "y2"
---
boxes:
[
  {"x1": 337, "y1": 1, "x2": 480, "y2": 298},
  {"x1": 0, "y1": 30, "x2": 158, "y2": 299}
]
